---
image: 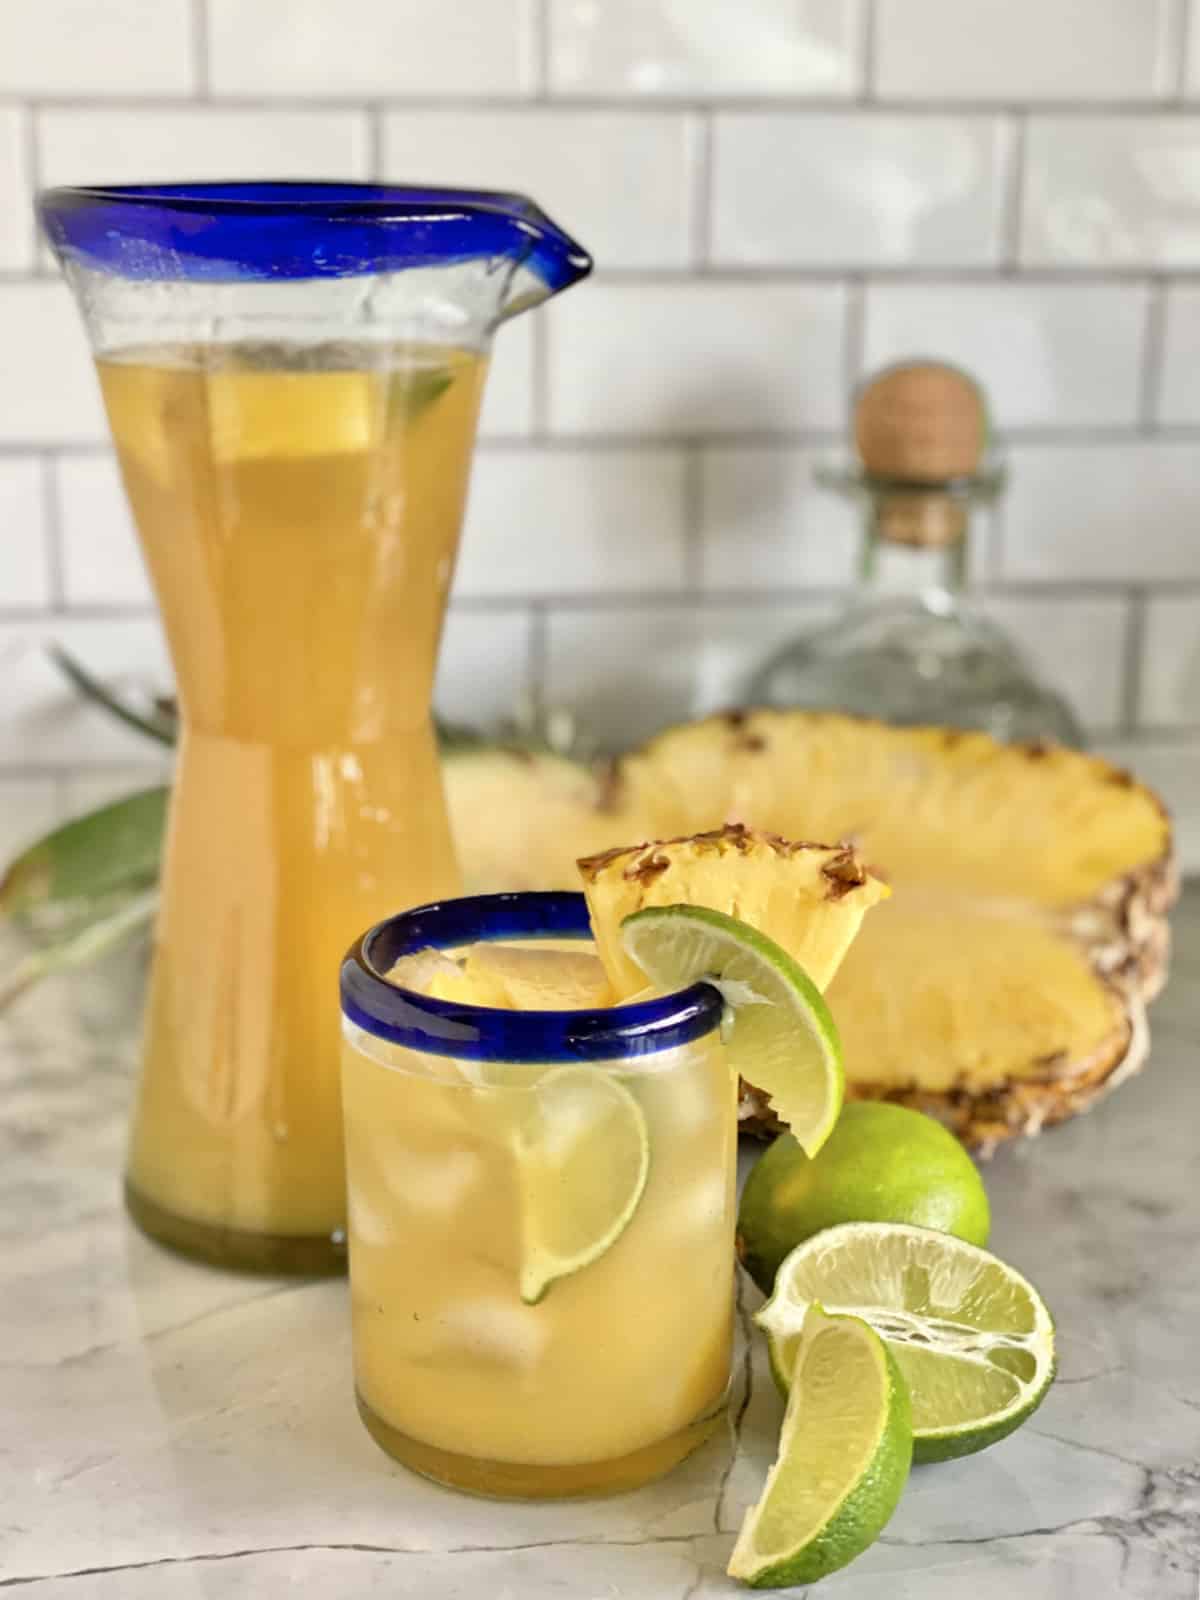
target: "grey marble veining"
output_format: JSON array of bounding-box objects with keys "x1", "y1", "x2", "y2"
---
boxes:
[{"x1": 1, "y1": 897, "x2": 1199, "y2": 1599}]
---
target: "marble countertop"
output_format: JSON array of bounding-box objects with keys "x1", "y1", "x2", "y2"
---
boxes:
[{"x1": 2, "y1": 897, "x2": 1199, "y2": 1600}]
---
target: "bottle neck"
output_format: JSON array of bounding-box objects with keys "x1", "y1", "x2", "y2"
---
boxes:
[{"x1": 858, "y1": 494, "x2": 968, "y2": 599}]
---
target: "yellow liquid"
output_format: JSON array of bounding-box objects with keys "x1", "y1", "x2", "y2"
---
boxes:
[
  {"x1": 100, "y1": 341, "x2": 486, "y2": 1261},
  {"x1": 341, "y1": 1011, "x2": 738, "y2": 1496}
]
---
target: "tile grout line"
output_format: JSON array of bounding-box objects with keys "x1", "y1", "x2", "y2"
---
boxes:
[
  {"x1": 366, "y1": 105, "x2": 384, "y2": 182},
  {"x1": 10, "y1": 93, "x2": 1200, "y2": 115},
  {"x1": 681, "y1": 447, "x2": 704, "y2": 589},
  {"x1": 858, "y1": 0, "x2": 878, "y2": 102},
  {"x1": 6, "y1": 264, "x2": 1200, "y2": 288},
  {"x1": 528, "y1": 601, "x2": 549, "y2": 712},
  {"x1": 1000, "y1": 111, "x2": 1027, "y2": 272},
  {"x1": 39, "y1": 455, "x2": 65, "y2": 612},
  {"x1": 1122, "y1": 589, "x2": 1148, "y2": 734},
  {"x1": 530, "y1": 310, "x2": 550, "y2": 440},
  {"x1": 690, "y1": 109, "x2": 714, "y2": 270},
  {"x1": 1139, "y1": 278, "x2": 1169, "y2": 431},
  {"x1": 191, "y1": 0, "x2": 211, "y2": 98},
  {"x1": 531, "y1": 0, "x2": 551, "y2": 101},
  {"x1": 19, "y1": 102, "x2": 40, "y2": 270},
  {"x1": 1175, "y1": 0, "x2": 1194, "y2": 99},
  {"x1": 843, "y1": 274, "x2": 866, "y2": 399}
]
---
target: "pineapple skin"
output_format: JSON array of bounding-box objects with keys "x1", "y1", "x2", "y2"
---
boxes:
[{"x1": 443, "y1": 712, "x2": 1175, "y2": 1153}]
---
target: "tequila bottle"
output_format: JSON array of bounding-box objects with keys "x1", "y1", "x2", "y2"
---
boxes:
[{"x1": 748, "y1": 363, "x2": 1083, "y2": 746}]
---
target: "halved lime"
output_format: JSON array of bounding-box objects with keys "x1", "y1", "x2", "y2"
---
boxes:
[
  {"x1": 759, "y1": 1222, "x2": 1055, "y2": 1463},
  {"x1": 513, "y1": 1065, "x2": 650, "y2": 1306},
  {"x1": 621, "y1": 905, "x2": 843, "y2": 1157},
  {"x1": 728, "y1": 1305, "x2": 912, "y2": 1587}
]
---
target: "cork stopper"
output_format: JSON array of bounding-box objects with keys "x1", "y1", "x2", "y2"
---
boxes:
[{"x1": 852, "y1": 362, "x2": 989, "y2": 547}]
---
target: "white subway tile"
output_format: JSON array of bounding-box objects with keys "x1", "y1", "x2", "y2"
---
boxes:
[
  {"x1": 864, "y1": 282, "x2": 1149, "y2": 428},
  {"x1": 1094, "y1": 736, "x2": 1200, "y2": 873},
  {"x1": 56, "y1": 454, "x2": 151, "y2": 610},
  {"x1": 0, "y1": 0, "x2": 192, "y2": 95},
  {"x1": 0, "y1": 110, "x2": 32, "y2": 272},
  {"x1": 1157, "y1": 285, "x2": 1200, "y2": 424},
  {"x1": 548, "y1": 0, "x2": 863, "y2": 98},
  {"x1": 978, "y1": 594, "x2": 1128, "y2": 731},
  {"x1": 457, "y1": 449, "x2": 687, "y2": 598},
  {"x1": 39, "y1": 109, "x2": 368, "y2": 191},
  {"x1": 479, "y1": 316, "x2": 535, "y2": 440},
  {"x1": 544, "y1": 602, "x2": 832, "y2": 750},
  {"x1": 699, "y1": 447, "x2": 857, "y2": 591},
  {"x1": 1022, "y1": 117, "x2": 1200, "y2": 267},
  {"x1": 876, "y1": 0, "x2": 1177, "y2": 101},
  {"x1": 0, "y1": 281, "x2": 105, "y2": 445},
  {"x1": 382, "y1": 109, "x2": 693, "y2": 270},
  {"x1": 712, "y1": 113, "x2": 1009, "y2": 268},
  {"x1": 1139, "y1": 596, "x2": 1200, "y2": 727},
  {"x1": 1002, "y1": 443, "x2": 1200, "y2": 582},
  {"x1": 0, "y1": 777, "x2": 62, "y2": 862},
  {"x1": 209, "y1": 0, "x2": 533, "y2": 97},
  {"x1": 436, "y1": 607, "x2": 532, "y2": 730},
  {"x1": 0, "y1": 459, "x2": 51, "y2": 612},
  {"x1": 0, "y1": 617, "x2": 170, "y2": 766},
  {"x1": 547, "y1": 281, "x2": 846, "y2": 436}
]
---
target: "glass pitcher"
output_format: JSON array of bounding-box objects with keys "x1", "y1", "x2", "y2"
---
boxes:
[{"x1": 39, "y1": 182, "x2": 591, "y2": 1273}]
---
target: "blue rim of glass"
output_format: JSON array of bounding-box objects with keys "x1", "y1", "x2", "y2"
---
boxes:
[
  {"x1": 37, "y1": 180, "x2": 593, "y2": 290},
  {"x1": 340, "y1": 892, "x2": 723, "y2": 1064}
]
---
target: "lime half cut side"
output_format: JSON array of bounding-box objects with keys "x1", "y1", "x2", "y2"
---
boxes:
[
  {"x1": 513, "y1": 1065, "x2": 650, "y2": 1306},
  {"x1": 728, "y1": 1305, "x2": 912, "y2": 1588},
  {"x1": 759, "y1": 1222, "x2": 1056, "y2": 1463},
  {"x1": 621, "y1": 904, "x2": 843, "y2": 1157}
]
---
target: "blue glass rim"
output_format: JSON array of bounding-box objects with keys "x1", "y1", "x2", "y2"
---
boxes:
[
  {"x1": 340, "y1": 892, "x2": 723, "y2": 1064},
  {"x1": 37, "y1": 180, "x2": 593, "y2": 291}
]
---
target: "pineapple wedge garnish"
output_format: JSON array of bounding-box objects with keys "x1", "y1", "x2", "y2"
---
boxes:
[
  {"x1": 579, "y1": 823, "x2": 890, "y2": 1000},
  {"x1": 389, "y1": 944, "x2": 611, "y2": 1010}
]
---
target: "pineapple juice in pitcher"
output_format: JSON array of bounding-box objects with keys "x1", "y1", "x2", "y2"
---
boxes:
[
  {"x1": 40, "y1": 181, "x2": 592, "y2": 1271},
  {"x1": 102, "y1": 341, "x2": 486, "y2": 1260}
]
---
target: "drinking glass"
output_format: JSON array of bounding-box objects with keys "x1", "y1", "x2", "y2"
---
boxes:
[{"x1": 340, "y1": 892, "x2": 737, "y2": 1497}]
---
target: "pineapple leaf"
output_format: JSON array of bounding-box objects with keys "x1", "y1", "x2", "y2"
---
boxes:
[
  {"x1": 0, "y1": 888, "x2": 158, "y2": 1012},
  {"x1": 0, "y1": 786, "x2": 168, "y2": 924},
  {"x1": 48, "y1": 644, "x2": 178, "y2": 747}
]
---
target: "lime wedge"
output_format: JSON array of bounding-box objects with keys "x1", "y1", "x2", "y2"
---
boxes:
[
  {"x1": 513, "y1": 1065, "x2": 650, "y2": 1306},
  {"x1": 728, "y1": 1305, "x2": 912, "y2": 1587},
  {"x1": 759, "y1": 1222, "x2": 1056, "y2": 1463},
  {"x1": 621, "y1": 905, "x2": 843, "y2": 1157}
]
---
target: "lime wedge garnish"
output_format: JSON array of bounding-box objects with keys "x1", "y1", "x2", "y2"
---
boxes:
[
  {"x1": 513, "y1": 1065, "x2": 649, "y2": 1306},
  {"x1": 759, "y1": 1222, "x2": 1056, "y2": 1463},
  {"x1": 728, "y1": 1305, "x2": 912, "y2": 1587},
  {"x1": 620, "y1": 904, "x2": 843, "y2": 1157}
]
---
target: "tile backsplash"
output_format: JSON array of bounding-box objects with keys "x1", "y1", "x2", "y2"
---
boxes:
[{"x1": 2, "y1": 0, "x2": 1200, "y2": 868}]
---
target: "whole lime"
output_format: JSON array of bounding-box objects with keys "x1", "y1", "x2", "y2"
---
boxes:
[{"x1": 738, "y1": 1102, "x2": 990, "y2": 1295}]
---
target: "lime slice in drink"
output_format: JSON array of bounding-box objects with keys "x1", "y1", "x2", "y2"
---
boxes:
[
  {"x1": 513, "y1": 1065, "x2": 650, "y2": 1306},
  {"x1": 759, "y1": 1222, "x2": 1056, "y2": 1463},
  {"x1": 727, "y1": 1305, "x2": 912, "y2": 1587},
  {"x1": 621, "y1": 905, "x2": 843, "y2": 1157}
]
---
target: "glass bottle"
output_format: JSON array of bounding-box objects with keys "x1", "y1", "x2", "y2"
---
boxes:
[{"x1": 748, "y1": 364, "x2": 1084, "y2": 746}]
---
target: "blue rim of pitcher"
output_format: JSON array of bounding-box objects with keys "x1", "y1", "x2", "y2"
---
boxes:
[
  {"x1": 340, "y1": 892, "x2": 724, "y2": 1064},
  {"x1": 37, "y1": 180, "x2": 593, "y2": 292}
]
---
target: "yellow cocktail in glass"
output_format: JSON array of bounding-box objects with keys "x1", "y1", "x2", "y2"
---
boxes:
[{"x1": 340, "y1": 892, "x2": 737, "y2": 1497}]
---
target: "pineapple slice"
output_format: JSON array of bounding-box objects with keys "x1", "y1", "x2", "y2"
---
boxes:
[
  {"x1": 461, "y1": 943, "x2": 612, "y2": 1010},
  {"x1": 388, "y1": 943, "x2": 611, "y2": 1010},
  {"x1": 444, "y1": 711, "x2": 1175, "y2": 1152},
  {"x1": 578, "y1": 824, "x2": 889, "y2": 1000}
]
